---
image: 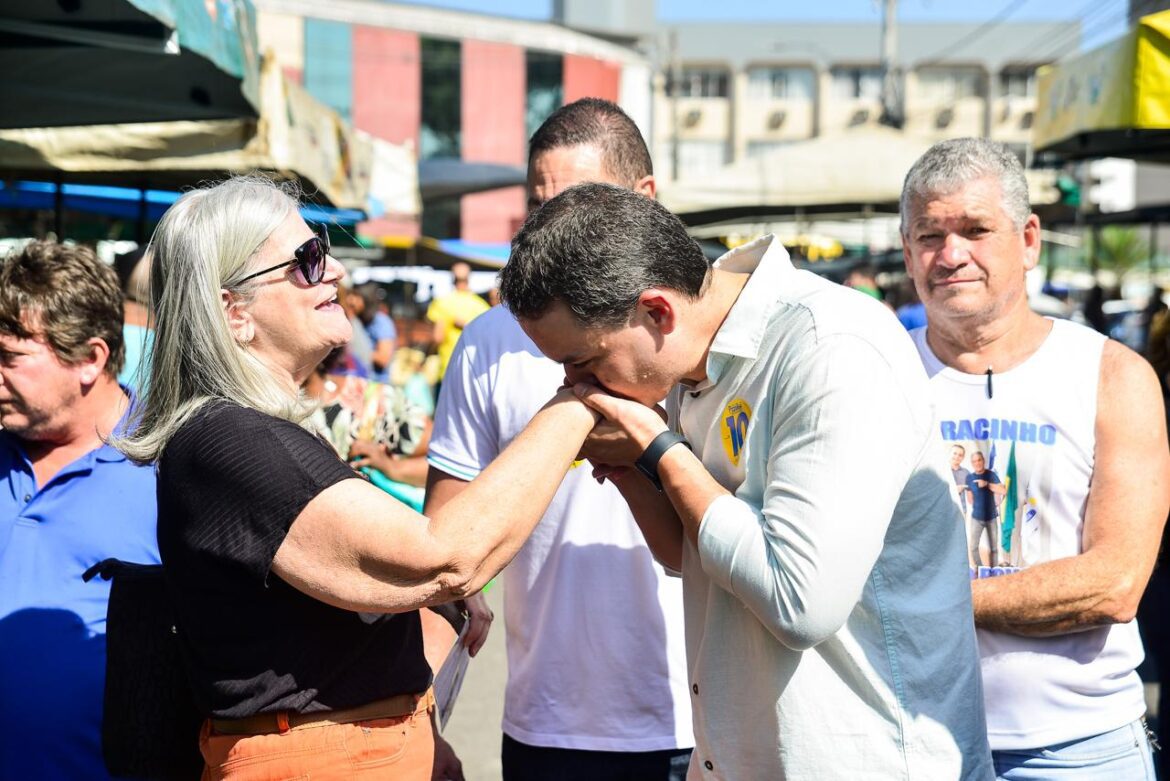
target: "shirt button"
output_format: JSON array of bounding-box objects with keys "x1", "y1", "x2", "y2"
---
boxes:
[
  {"x1": 22, "y1": 494, "x2": 31, "y2": 503},
  {"x1": 704, "y1": 760, "x2": 714, "y2": 770},
  {"x1": 692, "y1": 683, "x2": 699, "y2": 695}
]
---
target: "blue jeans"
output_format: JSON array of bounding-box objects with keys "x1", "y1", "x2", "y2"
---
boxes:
[
  {"x1": 502, "y1": 734, "x2": 691, "y2": 781},
  {"x1": 993, "y1": 719, "x2": 1155, "y2": 780}
]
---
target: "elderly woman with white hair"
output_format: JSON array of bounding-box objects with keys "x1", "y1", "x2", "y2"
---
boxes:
[{"x1": 118, "y1": 176, "x2": 598, "y2": 780}]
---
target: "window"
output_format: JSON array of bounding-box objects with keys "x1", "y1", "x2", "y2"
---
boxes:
[
  {"x1": 830, "y1": 66, "x2": 883, "y2": 100},
  {"x1": 746, "y1": 67, "x2": 815, "y2": 101},
  {"x1": 303, "y1": 20, "x2": 352, "y2": 122},
  {"x1": 421, "y1": 196, "x2": 461, "y2": 240},
  {"x1": 669, "y1": 67, "x2": 730, "y2": 98},
  {"x1": 526, "y1": 51, "x2": 563, "y2": 141},
  {"x1": 1000, "y1": 67, "x2": 1037, "y2": 98},
  {"x1": 420, "y1": 38, "x2": 461, "y2": 160},
  {"x1": 664, "y1": 140, "x2": 730, "y2": 177},
  {"x1": 916, "y1": 67, "x2": 984, "y2": 102},
  {"x1": 746, "y1": 140, "x2": 793, "y2": 158}
]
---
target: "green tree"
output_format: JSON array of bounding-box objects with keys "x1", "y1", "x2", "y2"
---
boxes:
[{"x1": 1093, "y1": 226, "x2": 1149, "y2": 279}]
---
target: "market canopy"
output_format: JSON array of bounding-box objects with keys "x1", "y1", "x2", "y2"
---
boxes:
[
  {"x1": 1034, "y1": 9, "x2": 1170, "y2": 160},
  {"x1": 0, "y1": 55, "x2": 411, "y2": 213},
  {"x1": 418, "y1": 159, "x2": 527, "y2": 201},
  {"x1": 0, "y1": 0, "x2": 260, "y2": 129},
  {"x1": 661, "y1": 126, "x2": 1057, "y2": 226},
  {"x1": 659, "y1": 126, "x2": 933, "y2": 224}
]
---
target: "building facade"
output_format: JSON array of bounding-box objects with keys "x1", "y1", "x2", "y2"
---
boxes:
[
  {"x1": 255, "y1": 0, "x2": 650, "y2": 243},
  {"x1": 650, "y1": 21, "x2": 1080, "y2": 182}
]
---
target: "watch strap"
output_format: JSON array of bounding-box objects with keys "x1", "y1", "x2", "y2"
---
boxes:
[{"x1": 634, "y1": 431, "x2": 692, "y2": 491}]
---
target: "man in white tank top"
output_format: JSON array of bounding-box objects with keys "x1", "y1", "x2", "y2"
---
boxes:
[{"x1": 901, "y1": 137, "x2": 1170, "y2": 779}]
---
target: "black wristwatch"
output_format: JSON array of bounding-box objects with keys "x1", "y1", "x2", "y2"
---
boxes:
[{"x1": 634, "y1": 431, "x2": 692, "y2": 492}]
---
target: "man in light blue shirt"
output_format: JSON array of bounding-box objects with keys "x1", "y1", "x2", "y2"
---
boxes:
[
  {"x1": 118, "y1": 248, "x2": 154, "y2": 394},
  {"x1": 0, "y1": 241, "x2": 159, "y2": 780},
  {"x1": 356, "y1": 284, "x2": 397, "y2": 383},
  {"x1": 500, "y1": 184, "x2": 993, "y2": 780}
]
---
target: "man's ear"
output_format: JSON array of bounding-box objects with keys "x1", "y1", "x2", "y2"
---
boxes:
[
  {"x1": 634, "y1": 175, "x2": 656, "y2": 200},
  {"x1": 1022, "y1": 213, "x2": 1042, "y2": 272},
  {"x1": 639, "y1": 290, "x2": 676, "y2": 335},
  {"x1": 221, "y1": 289, "x2": 254, "y2": 346},
  {"x1": 76, "y1": 337, "x2": 110, "y2": 385}
]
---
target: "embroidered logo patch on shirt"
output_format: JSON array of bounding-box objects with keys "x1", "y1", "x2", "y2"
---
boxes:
[{"x1": 720, "y1": 398, "x2": 752, "y2": 467}]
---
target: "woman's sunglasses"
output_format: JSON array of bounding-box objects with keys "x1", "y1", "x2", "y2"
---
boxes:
[{"x1": 236, "y1": 223, "x2": 331, "y2": 287}]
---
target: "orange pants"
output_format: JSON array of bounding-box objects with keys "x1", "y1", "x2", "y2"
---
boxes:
[{"x1": 199, "y1": 693, "x2": 435, "y2": 780}]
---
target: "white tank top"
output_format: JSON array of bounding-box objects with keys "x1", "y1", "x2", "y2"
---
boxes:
[{"x1": 912, "y1": 318, "x2": 1146, "y2": 751}]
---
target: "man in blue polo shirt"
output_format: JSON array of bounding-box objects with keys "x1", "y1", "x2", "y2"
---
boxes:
[
  {"x1": 0, "y1": 241, "x2": 159, "y2": 780},
  {"x1": 965, "y1": 450, "x2": 1005, "y2": 568}
]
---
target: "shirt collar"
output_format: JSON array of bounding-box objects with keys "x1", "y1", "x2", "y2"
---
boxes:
[
  {"x1": 701, "y1": 235, "x2": 794, "y2": 385},
  {"x1": 3, "y1": 385, "x2": 136, "y2": 472}
]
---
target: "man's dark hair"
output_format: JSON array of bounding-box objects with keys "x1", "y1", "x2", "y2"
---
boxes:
[
  {"x1": 0, "y1": 240, "x2": 125, "y2": 377},
  {"x1": 528, "y1": 98, "x2": 653, "y2": 187},
  {"x1": 501, "y1": 183, "x2": 709, "y2": 327}
]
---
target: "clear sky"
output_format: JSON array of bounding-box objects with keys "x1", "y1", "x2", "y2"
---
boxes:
[{"x1": 396, "y1": 0, "x2": 1131, "y2": 52}]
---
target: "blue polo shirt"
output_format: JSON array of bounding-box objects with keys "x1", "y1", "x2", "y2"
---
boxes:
[
  {"x1": 966, "y1": 468, "x2": 1002, "y2": 523},
  {"x1": 0, "y1": 409, "x2": 158, "y2": 780}
]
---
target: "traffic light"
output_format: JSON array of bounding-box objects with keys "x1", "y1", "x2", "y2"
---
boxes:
[{"x1": 1055, "y1": 175, "x2": 1080, "y2": 208}]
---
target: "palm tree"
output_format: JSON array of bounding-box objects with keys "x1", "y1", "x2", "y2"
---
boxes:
[{"x1": 1090, "y1": 226, "x2": 1149, "y2": 279}]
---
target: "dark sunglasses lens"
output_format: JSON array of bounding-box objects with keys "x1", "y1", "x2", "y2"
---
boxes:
[{"x1": 295, "y1": 236, "x2": 327, "y2": 284}]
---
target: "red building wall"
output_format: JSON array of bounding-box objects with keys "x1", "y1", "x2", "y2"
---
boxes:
[
  {"x1": 354, "y1": 27, "x2": 422, "y2": 239},
  {"x1": 460, "y1": 39, "x2": 527, "y2": 243},
  {"x1": 564, "y1": 54, "x2": 621, "y2": 104}
]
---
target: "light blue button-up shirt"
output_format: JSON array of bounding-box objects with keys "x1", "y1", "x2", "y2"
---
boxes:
[
  {"x1": 673, "y1": 236, "x2": 993, "y2": 780},
  {"x1": 0, "y1": 400, "x2": 158, "y2": 780}
]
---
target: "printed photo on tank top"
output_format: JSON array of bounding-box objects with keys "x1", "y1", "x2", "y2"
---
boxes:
[
  {"x1": 939, "y1": 421, "x2": 1062, "y2": 579},
  {"x1": 917, "y1": 320, "x2": 1100, "y2": 583}
]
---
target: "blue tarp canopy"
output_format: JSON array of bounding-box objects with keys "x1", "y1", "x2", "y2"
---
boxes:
[
  {"x1": 0, "y1": 181, "x2": 366, "y2": 226},
  {"x1": 436, "y1": 239, "x2": 511, "y2": 267}
]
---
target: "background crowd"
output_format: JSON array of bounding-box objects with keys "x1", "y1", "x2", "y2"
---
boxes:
[{"x1": 1, "y1": 93, "x2": 1169, "y2": 781}]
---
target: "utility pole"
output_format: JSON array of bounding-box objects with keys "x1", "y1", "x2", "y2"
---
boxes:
[
  {"x1": 668, "y1": 27, "x2": 681, "y2": 181},
  {"x1": 879, "y1": 0, "x2": 903, "y2": 128}
]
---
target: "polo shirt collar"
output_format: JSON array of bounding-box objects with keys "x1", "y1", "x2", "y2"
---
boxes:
[
  {"x1": 702, "y1": 235, "x2": 793, "y2": 385},
  {"x1": 3, "y1": 385, "x2": 136, "y2": 477}
]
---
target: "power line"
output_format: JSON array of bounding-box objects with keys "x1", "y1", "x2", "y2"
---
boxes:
[
  {"x1": 1020, "y1": 0, "x2": 1125, "y2": 62},
  {"x1": 916, "y1": 0, "x2": 1034, "y2": 67},
  {"x1": 1032, "y1": 3, "x2": 1130, "y2": 61}
]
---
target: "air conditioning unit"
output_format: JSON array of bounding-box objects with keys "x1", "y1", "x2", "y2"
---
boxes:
[
  {"x1": 935, "y1": 108, "x2": 954, "y2": 129},
  {"x1": 1020, "y1": 110, "x2": 1034, "y2": 130},
  {"x1": 767, "y1": 110, "x2": 787, "y2": 130},
  {"x1": 848, "y1": 108, "x2": 869, "y2": 127},
  {"x1": 683, "y1": 108, "x2": 703, "y2": 128}
]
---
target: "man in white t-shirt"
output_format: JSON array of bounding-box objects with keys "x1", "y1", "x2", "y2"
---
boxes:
[
  {"x1": 425, "y1": 99, "x2": 693, "y2": 780},
  {"x1": 901, "y1": 137, "x2": 1170, "y2": 778},
  {"x1": 498, "y1": 182, "x2": 993, "y2": 780}
]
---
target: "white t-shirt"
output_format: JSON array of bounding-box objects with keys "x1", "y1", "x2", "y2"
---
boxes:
[
  {"x1": 427, "y1": 304, "x2": 694, "y2": 752},
  {"x1": 677, "y1": 235, "x2": 993, "y2": 780},
  {"x1": 912, "y1": 320, "x2": 1147, "y2": 751}
]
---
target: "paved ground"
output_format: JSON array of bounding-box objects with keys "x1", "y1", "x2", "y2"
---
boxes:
[{"x1": 439, "y1": 585, "x2": 507, "y2": 781}]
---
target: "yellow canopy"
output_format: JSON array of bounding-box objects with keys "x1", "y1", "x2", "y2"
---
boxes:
[{"x1": 1034, "y1": 9, "x2": 1170, "y2": 159}]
